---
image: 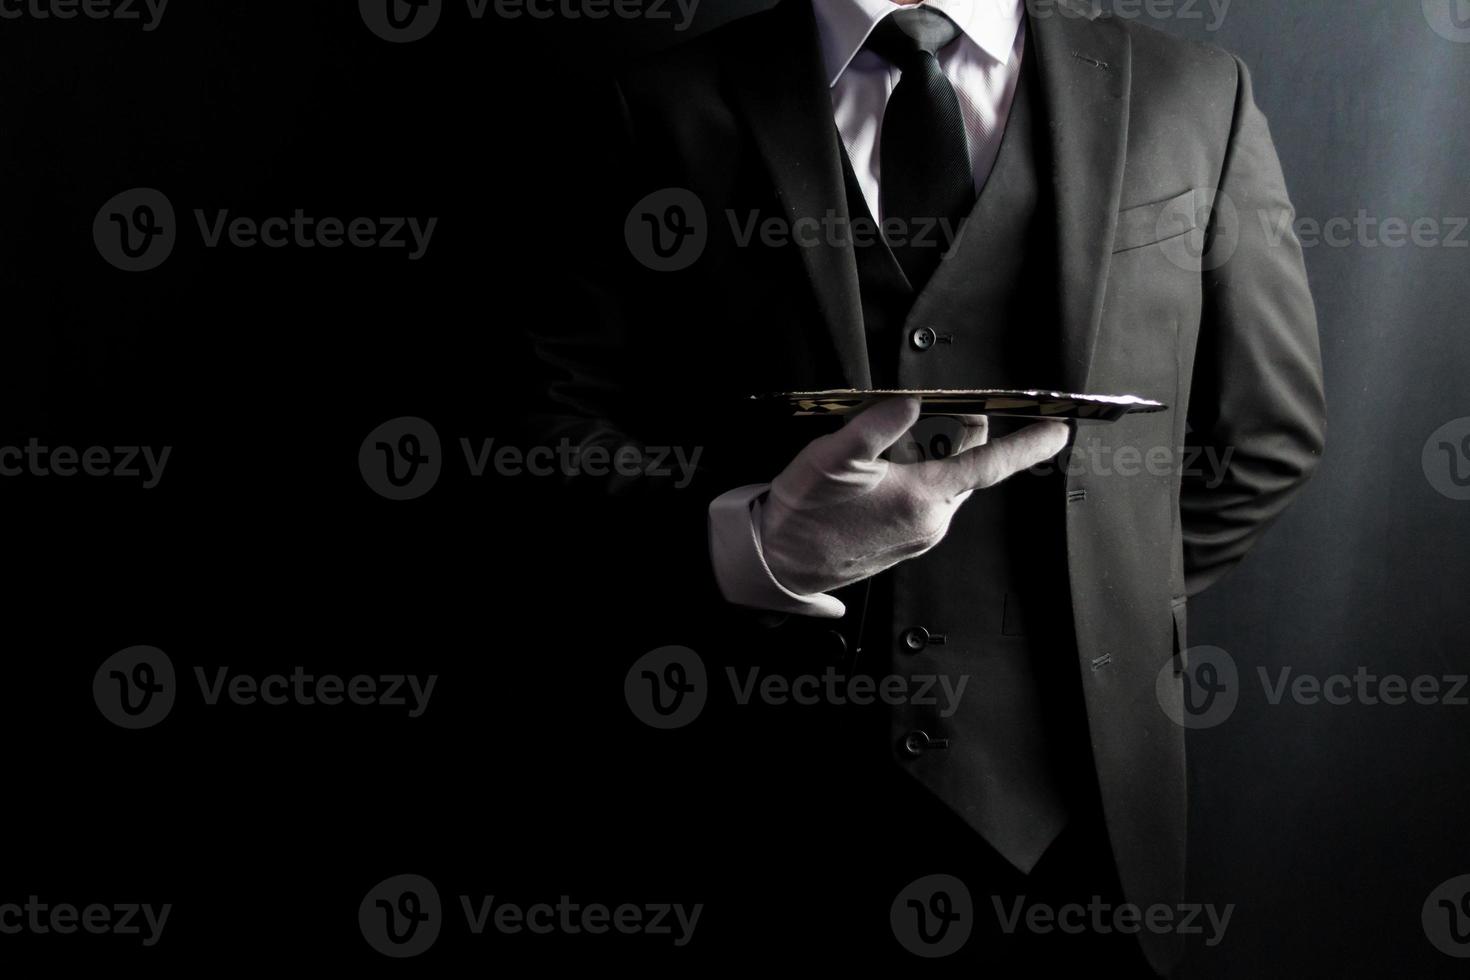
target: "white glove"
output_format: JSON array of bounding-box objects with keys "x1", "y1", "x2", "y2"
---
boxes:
[{"x1": 758, "y1": 397, "x2": 1070, "y2": 597}]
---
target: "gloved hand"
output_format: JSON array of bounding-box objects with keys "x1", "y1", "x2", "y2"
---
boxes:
[{"x1": 758, "y1": 397, "x2": 1070, "y2": 596}]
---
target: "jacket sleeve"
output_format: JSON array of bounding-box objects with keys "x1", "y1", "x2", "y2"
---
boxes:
[
  {"x1": 1181, "y1": 55, "x2": 1327, "y2": 597},
  {"x1": 520, "y1": 74, "x2": 736, "y2": 624}
]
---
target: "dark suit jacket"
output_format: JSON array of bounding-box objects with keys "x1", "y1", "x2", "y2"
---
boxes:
[{"x1": 529, "y1": 0, "x2": 1325, "y2": 971}]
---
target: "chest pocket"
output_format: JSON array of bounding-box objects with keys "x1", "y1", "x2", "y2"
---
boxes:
[{"x1": 1113, "y1": 188, "x2": 1203, "y2": 253}]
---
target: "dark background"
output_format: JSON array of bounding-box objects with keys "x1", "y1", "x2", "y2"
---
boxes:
[{"x1": 3, "y1": 0, "x2": 1468, "y2": 974}]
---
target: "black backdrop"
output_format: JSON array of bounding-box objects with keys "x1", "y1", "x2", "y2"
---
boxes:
[{"x1": 4, "y1": 1, "x2": 1468, "y2": 974}]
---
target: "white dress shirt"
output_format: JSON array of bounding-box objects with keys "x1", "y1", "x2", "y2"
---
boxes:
[
  {"x1": 709, "y1": 0, "x2": 1027, "y2": 618},
  {"x1": 821, "y1": 0, "x2": 1027, "y2": 220}
]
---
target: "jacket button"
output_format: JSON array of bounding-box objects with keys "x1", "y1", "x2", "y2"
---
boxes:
[
  {"x1": 825, "y1": 629, "x2": 848, "y2": 663},
  {"x1": 901, "y1": 626, "x2": 930, "y2": 651},
  {"x1": 901, "y1": 730, "x2": 935, "y2": 758},
  {"x1": 910, "y1": 326, "x2": 937, "y2": 351}
]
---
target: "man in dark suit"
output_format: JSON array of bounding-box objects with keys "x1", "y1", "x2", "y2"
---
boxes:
[{"x1": 531, "y1": 0, "x2": 1325, "y2": 972}]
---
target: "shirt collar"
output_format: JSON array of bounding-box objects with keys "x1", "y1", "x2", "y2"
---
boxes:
[{"x1": 811, "y1": 0, "x2": 1025, "y2": 87}]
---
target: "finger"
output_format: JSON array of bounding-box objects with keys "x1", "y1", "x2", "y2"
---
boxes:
[
  {"x1": 950, "y1": 414, "x2": 989, "y2": 455},
  {"x1": 828, "y1": 396, "x2": 922, "y2": 462},
  {"x1": 889, "y1": 414, "x2": 980, "y2": 463},
  {"x1": 927, "y1": 419, "x2": 1071, "y2": 495}
]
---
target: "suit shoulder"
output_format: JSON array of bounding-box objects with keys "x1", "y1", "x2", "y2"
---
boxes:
[
  {"x1": 1105, "y1": 15, "x2": 1252, "y2": 125},
  {"x1": 1103, "y1": 14, "x2": 1243, "y2": 108}
]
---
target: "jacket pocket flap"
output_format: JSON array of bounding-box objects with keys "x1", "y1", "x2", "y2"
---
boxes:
[{"x1": 1114, "y1": 188, "x2": 1201, "y2": 253}]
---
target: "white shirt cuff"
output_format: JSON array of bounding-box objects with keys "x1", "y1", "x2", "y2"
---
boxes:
[{"x1": 707, "y1": 484, "x2": 847, "y2": 619}]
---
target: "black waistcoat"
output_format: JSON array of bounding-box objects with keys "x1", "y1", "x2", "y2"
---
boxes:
[{"x1": 839, "y1": 40, "x2": 1096, "y2": 869}]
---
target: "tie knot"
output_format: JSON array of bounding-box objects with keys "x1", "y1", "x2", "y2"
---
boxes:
[{"x1": 864, "y1": 7, "x2": 964, "y2": 67}]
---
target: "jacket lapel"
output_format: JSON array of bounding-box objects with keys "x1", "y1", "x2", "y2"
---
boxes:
[
  {"x1": 721, "y1": 0, "x2": 1130, "y2": 393},
  {"x1": 1026, "y1": 0, "x2": 1132, "y2": 395},
  {"x1": 726, "y1": 0, "x2": 871, "y2": 388}
]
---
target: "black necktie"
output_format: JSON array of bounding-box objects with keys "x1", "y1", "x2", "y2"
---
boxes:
[{"x1": 865, "y1": 7, "x2": 975, "y2": 290}]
